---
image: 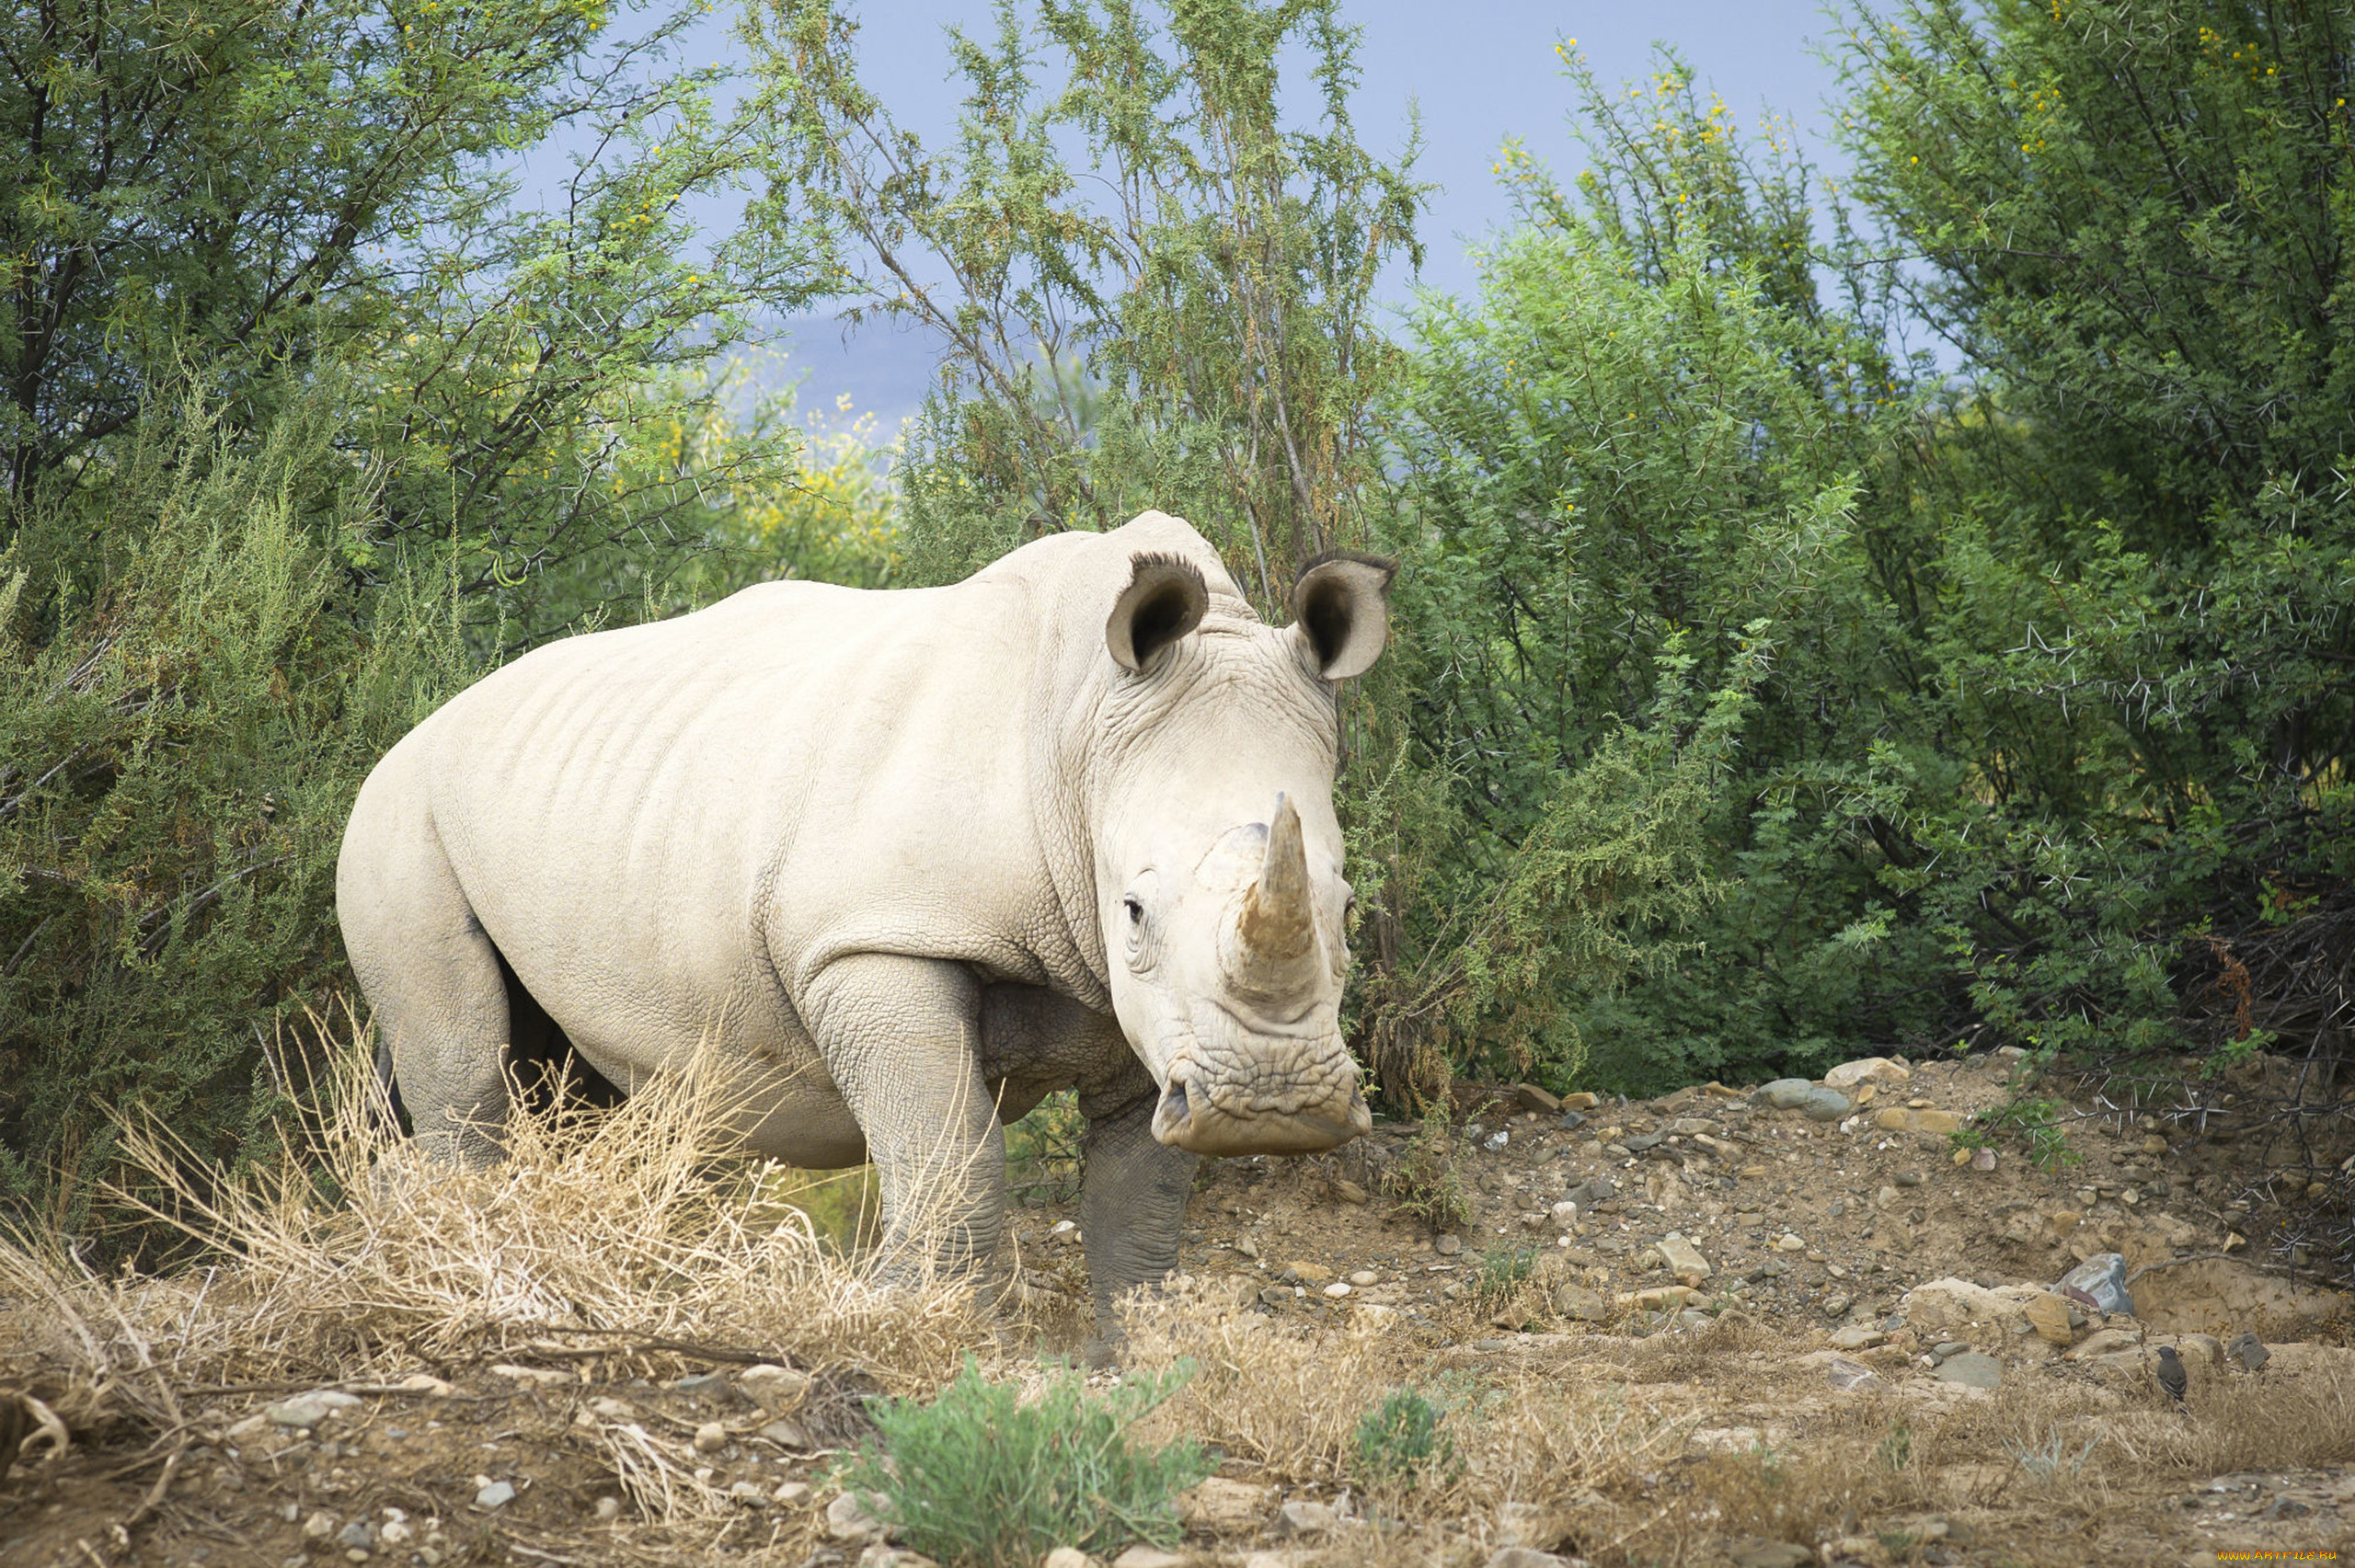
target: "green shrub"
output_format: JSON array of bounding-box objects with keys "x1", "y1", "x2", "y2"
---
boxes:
[
  {"x1": 836, "y1": 1356, "x2": 1212, "y2": 1568},
  {"x1": 1474, "y1": 1245, "x2": 1538, "y2": 1310},
  {"x1": 1352, "y1": 1387, "x2": 1455, "y2": 1489},
  {"x1": 1377, "y1": 1105, "x2": 1472, "y2": 1236}
]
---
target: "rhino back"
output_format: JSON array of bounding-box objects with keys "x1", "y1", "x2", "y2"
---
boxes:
[{"x1": 405, "y1": 566, "x2": 1092, "y2": 1075}]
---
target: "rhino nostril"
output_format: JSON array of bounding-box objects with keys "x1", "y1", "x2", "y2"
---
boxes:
[{"x1": 1159, "y1": 1076, "x2": 1191, "y2": 1127}]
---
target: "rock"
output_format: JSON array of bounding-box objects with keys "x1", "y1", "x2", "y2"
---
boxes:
[
  {"x1": 694, "y1": 1421, "x2": 729, "y2": 1453},
  {"x1": 1233, "y1": 1235, "x2": 1259, "y2": 1259},
  {"x1": 1041, "y1": 1551, "x2": 1095, "y2": 1568},
  {"x1": 1727, "y1": 1541, "x2": 1814, "y2": 1568},
  {"x1": 474, "y1": 1481, "x2": 516, "y2": 1509},
  {"x1": 2059, "y1": 1253, "x2": 2135, "y2": 1317},
  {"x1": 1483, "y1": 1551, "x2": 1572, "y2": 1568},
  {"x1": 1109, "y1": 1553, "x2": 1188, "y2": 1568},
  {"x1": 1874, "y1": 1108, "x2": 1911, "y2": 1133},
  {"x1": 1671, "y1": 1116, "x2": 1718, "y2": 1136},
  {"x1": 1514, "y1": 1083, "x2": 1562, "y2": 1115},
  {"x1": 489, "y1": 1363, "x2": 571, "y2": 1386},
  {"x1": 2025, "y1": 1291, "x2": 2078, "y2": 1346},
  {"x1": 2066, "y1": 1327, "x2": 2143, "y2": 1360},
  {"x1": 1283, "y1": 1261, "x2": 1334, "y2": 1285},
  {"x1": 337, "y1": 1522, "x2": 377, "y2": 1551},
  {"x1": 1970, "y1": 1145, "x2": 1997, "y2": 1171},
  {"x1": 1182, "y1": 1476, "x2": 1273, "y2": 1532},
  {"x1": 379, "y1": 1518, "x2": 414, "y2": 1545},
  {"x1": 1272, "y1": 1499, "x2": 1337, "y2": 1538},
  {"x1": 773, "y1": 1482, "x2": 812, "y2": 1506},
  {"x1": 1902, "y1": 1278, "x2": 2032, "y2": 1345},
  {"x1": 759, "y1": 1416, "x2": 810, "y2": 1448},
  {"x1": 1931, "y1": 1352, "x2": 2004, "y2": 1390},
  {"x1": 1348, "y1": 1269, "x2": 1380, "y2": 1287},
  {"x1": 1825, "y1": 1057, "x2": 1911, "y2": 1090},
  {"x1": 1579, "y1": 1176, "x2": 1618, "y2": 1204},
  {"x1": 1822, "y1": 1356, "x2": 1881, "y2": 1391},
  {"x1": 828, "y1": 1491, "x2": 889, "y2": 1542},
  {"x1": 1258, "y1": 1288, "x2": 1292, "y2": 1308},
  {"x1": 1932, "y1": 1340, "x2": 1970, "y2": 1358},
  {"x1": 1798, "y1": 1087, "x2": 1850, "y2": 1121},
  {"x1": 1322, "y1": 1282, "x2": 1351, "y2": 1299},
  {"x1": 1331, "y1": 1179, "x2": 1369, "y2": 1205},
  {"x1": 266, "y1": 1391, "x2": 362, "y2": 1428},
  {"x1": 2227, "y1": 1331, "x2": 2270, "y2": 1372},
  {"x1": 1756, "y1": 1078, "x2": 1817, "y2": 1109},
  {"x1": 1913, "y1": 1109, "x2": 1963, "y2": 1134},
  {"x1": 1560, "y1": 1092, "x2": 1599, "y2": 1109},
  {"x1": 1828, "y1": 1325, "x2": 1885, "y2": 1351},
  {"x1": 738, "y1": 1364, "x2": 811, "y2": 1410},
  {"x1": 1483, "y1": 1129, "x2": 1511, "y2": 1151},
  {"x1": 303, "y1": 1512, "x2": 338, "y2": 1539},
  {"x1": 1557, "y1": 1110, "x2": 1587, "y2": 1130},
  {"x1": 1434, "y1": 1234, "x2": 1463, "y2": 1256},
  {"x1": 1894, "y1": 1168, "x2": 1926, "y2": 1187},
  {"x1": 1554, "y1": 1285, "x2": 1610, "y2": 1322},
  {"x1": 1658, "y1": 1234, "x2": 1711, "y2": 1279},
  {"x1": 1775, "y1": 1233, "x2": 1806, "y2": 1252},
  {"x1": 595, "y1": 1495, "x2": 626, "y2": 1520},
  {"x1": 668, "y1": 1371, "x2": 730, "y2": 1398}
]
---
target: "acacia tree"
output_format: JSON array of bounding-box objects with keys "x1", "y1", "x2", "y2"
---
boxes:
[{"x1": 741, "y1": 0, "x2": 1423, "y2": 611}]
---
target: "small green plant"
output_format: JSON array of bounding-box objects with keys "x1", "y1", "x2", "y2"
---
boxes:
[
  {"x1": 835, "y1": 1356, "x2": 1212, "y2": 1568},
  {"x1": 1474, "y1": 1245, "x2": 1538, "y2": 1310},
  {"x1": 1005, "y1": 1090, "x2": 1086, "y2": 1206},
  {"x1": 1380, "y1": 1104, "x2": 1474, "y2": 1235},
  {"x1": 1953, "y1": 1096, "x2": 2080, "y2": 1172},
  {"x1": 1352, "y1": 1387, "x2": 1458, "y2": 1489},
  {"x1": 1876, "y1": 1421, "x2": 1913, "y2": 1474},
  {"x1": 2004, "y1": 1430, "x2": 2097, "y2": 1481}
]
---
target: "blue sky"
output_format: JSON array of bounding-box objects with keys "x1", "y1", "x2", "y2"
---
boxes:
[{"x1": 523, "y1": 2, "x2": 1871, "y2": 429}]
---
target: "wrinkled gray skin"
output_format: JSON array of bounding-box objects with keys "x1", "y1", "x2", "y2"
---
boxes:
[{"x1": 337, "y1": 511, "x2": 1392, "y2": 1343}]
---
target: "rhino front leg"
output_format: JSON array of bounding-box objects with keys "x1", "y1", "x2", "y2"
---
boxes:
[
  {"x1": 805, "y1": 953, "x2": 1005, "y2": 1280},
  {"x1": 1078, "y1": 1085, "x2": 1200, "y2": 1358}
]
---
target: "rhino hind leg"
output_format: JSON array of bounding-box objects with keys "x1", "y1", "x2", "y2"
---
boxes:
[{"x1": 1077, "y1": 1082, "x2": 1200, "y2": 1362}]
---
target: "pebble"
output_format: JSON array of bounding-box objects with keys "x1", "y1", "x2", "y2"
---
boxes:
[
  {"x1": 1554, "y1": 1285, "x2": 1609, "y2": 1322},
  {"x1": 474, "y1": 1482, "x2": 516, "y2": 1509},
  {"x1": 1933, "y1": 1340, "x2": 1970, "y2": 1357},
  {"x1": 336, "y1": 1522, "x2": 375, "y2": 1551},
  {"x1": 1331, "y1": 1178, "x2": 1369, "y2": 1205},
  {"x1": 594, "y1": 1496, "x2": 623, "y2": 1521},
  {"x1": 759, "y1": 1416, "x2": 810, "y2": 1448},
  {"x1": 1775, "y1": 1233, "x2": 1806, "y2": 1252},
  {"x1": 1822, "y1": 1356, "x2": 1880, "y2": 1391},
  {"x1": 1824, "y1": 1057, "x2": 1911, "y2": 1089},
  {"x1": 303, "y1": 1513, "x2": 337, "y2": 1540},
  {"x1": 738, "y1": 1364, "x2": 811, "y2": 1409},
  {"x1": 1109, "y1": 1550, "x2": 1190, "y2": 1568},
  {"x1": 1728, "y1": 1539, "x2": 1814, "y2": 1568},
  {"x1": 1797, "y1": 1086, "x2": 1851, "y2": 1122},
  {"x1": 1482, "y1": 1129, "x2": 1510, "y2": 1151},
  {"x1": 1434, "y1": 1234, "x2": 1463, "y2": 1256},
  {"x1": 267, "y1": 1391, "x2": 362, "y2": 1428},
  {"x1": 2025, "y1": 1291, "x2": 2076, "y2": 1345},
  {"x1": 1548, "y1": 1200, "x2": 1580, "y2": 1227},
  {"x1": 1895, "y1": 1169, "x2": 1926, "y2": 1187},
  {"x1": 773, "y1": 1482, "x2": 812, "y2": 1506},
  {"x1": 1932, "y1": 1352, "x2": 2004, "y2": 1390},
  {"x1": 694, "y1": 1421, "x2": 729, "y2": 1453},
  {"x1": 1483, "y1": 1551, "x2": 1573, "y2": 1568},
  {"x1": 1348, "y1": 1269, "x2": 1379, "y2": 1287},
  {"x1": 1273, "y1": 1499, "x2": 1338, "y2": 1537},
  {"x1": 1041, "y1": 1550, "x2": 1093, "y2": 1568},
  {"x1": 1755, "y1": 1078, "x2": 1816, "y2": 1110},
  {"x1": 1322, "y1": 1282, "x2": 1351, "y2": 1299},
  {"x1": 1827, "y1": 1325, "x2": 1884, "y2": 1350},
  {"x1": 827, "y1": 1491, "x2": 887, "y2": 1543},
  {"x1": 1658, "y1": 1234, "x2": 1711, "y2": 1278},
  {"x1": 1821, "y1": 1292, "x2": 1853, "y2": 1318}
]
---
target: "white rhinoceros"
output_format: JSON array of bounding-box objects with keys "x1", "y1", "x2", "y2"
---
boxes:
[{"x1": 337, "y1": 510, "x2": 1390, "y2": 1328}]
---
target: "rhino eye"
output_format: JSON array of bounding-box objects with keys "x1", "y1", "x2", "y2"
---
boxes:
[{"x1": 1124, "y1": 896, "x2": 1144, "y2": 923}]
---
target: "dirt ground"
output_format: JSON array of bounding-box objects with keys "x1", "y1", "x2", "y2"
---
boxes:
[{"x1": 5, "y1": 1048, "x2": 2352, "y2": 1568}]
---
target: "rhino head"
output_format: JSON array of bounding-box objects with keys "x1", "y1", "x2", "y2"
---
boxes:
[{"x1": 1092, "y1": 544, "x2": 1393, "y2": 1158}]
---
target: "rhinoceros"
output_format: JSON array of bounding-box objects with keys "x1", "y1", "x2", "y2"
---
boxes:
[{"x1": 338, "y1": 510, "x2": 1392, "y2": 1331}]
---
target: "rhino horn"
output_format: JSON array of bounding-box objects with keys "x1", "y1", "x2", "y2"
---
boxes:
[{"x1": 1231, "y1": 794, "x2": 1319, "y2": 999}]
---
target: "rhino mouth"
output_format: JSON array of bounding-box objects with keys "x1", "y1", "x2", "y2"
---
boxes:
[{"x1": 1149, "y1": 1051, "x2": 1371, "y2": 1156}]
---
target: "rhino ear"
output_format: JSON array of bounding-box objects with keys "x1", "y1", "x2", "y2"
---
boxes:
[
  {"x1": 1106, "y1": 553, "x2": 1210, "y2": 672},
  {"x1": 1290, "y1": 551, "x2": 1396, "y2": 681}
]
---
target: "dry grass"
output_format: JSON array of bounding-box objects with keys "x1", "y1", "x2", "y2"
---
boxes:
[{"x1": 0, "y1": 1011, "x2": 986, "y2": 1411}]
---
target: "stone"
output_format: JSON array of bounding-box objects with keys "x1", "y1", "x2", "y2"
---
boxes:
[
  {"x1": 773, "y1": 1482, "x2": 812, "y2": 1506},
  {"x1": 1272, "y1": 1499, "x2": 1336, "y2": 1538},
  {"x1": 2227, "y1": 1331, "x2": 2270, "y2": 1372},
  {"x1": 489, "y1": 1363, "x2": 571, "y2": 1386},
  {"x1": 1671, "y1": 1116, "x2": 1718, "y2": 1136},
  {"x1": 1798, "y1": 1087, "x2": 1850, "y2": 1121},
  {"x1": 1658, "y1": 1234, "x2": 1711, "y2": 1279},
  {"x1": 1822, "y1": 1356, "x2": 1881, "y2": 1391},
  {"x1": 1553, "y1": 1285, "x2": 1609, "y2": 1322},
  {"x1": 759, "y1": 1416, "x2": 811, "y2": 1448},
  {"x1": 1331, "y1": 1179, "x2": 1369, "y2": 1205},
  {"x1": 1931, "y1": 1352, "x2": 2004, "y2": 1390},
  {"x1": 1041, "y1": 1551, "x2": 1094, "y2": 1568},
  {"x1": 2025, "y1": 1291, "x2": 2078, "y2": 1346},
  {"x1": 1827, "y1": 1325, "x2": 1885, "y2": 1351},
  {"x1": 1434, "y1": 1234, "x2": 1463, "y2": 1256},
  {"x1": 303, "y1": 1514, "x2": 338, "y2": 1540},
  {"x1": 668, "y1": 1371, "x2": 729, "y2": 1398},
  {"x1": 1181, "y1": 1476, "x2": 1272, "y2": 1533},
  {"x1": 828, "y1": 1491, "x2": 888, "y2": 1543},
  {"x1": 1109, "y1": 1551, "x2": 1188, "y2": 1568},
  {"x1": 266, "y1": 1391, "x2": 362, "y2": 1428},
  {"x1": 1775, "y1": 1233, "x2": 1807, "y2": 1252},
  {"x1": 1513, "y1": 1083, "x2": 1562, "y2": 1115},
  {"x1": 1874, "y1": 1108, "x2": 1911, "y2": 1133},
  {"x1": 1971, "y1": 1146, "x2": 1997, "y2": 1172},
  {"x1": 474, "y1": 1482, "x2": 516, "y2": 1509},
  {"x1": 337, "y1": 1522, "x2": 377, "y2": 1551},
  {"x1": 1233, "y1": 1235, "x2": 1259, "y2": 1259},
  {"x1": 1560, "y1": 1092, "x2": 1599, "y2": 1109},
  {"x1": 1902, "y1": 1277, "x2": 2032, "y2": 1345},
  {"x1": 2065, "y1": 1327, "x2": 2142, "y2": 1361},
  {"x1": 1322, "y1": 1282, "x2": 1351, "y2": 1299},
  {"x1": 1348, "y1": 1269, "x2": 1379, "y2": 1287},
  {"x1": 738, "y1": 1364, "x2": 811, "y2": 1409},
  {"x1": 1821, "y1": 1292, "x2": 1853, "y2": 1319},
  {"x1": 2059, "y1": 1253, "x2": 2135, "y2": 1317},
  {"x1": 1894, "y1": 1168, "x2": 1926, "y2": 1186},
  {"x1": 1825, "y1": 1057, "x2": 1911, "y2": 1090},
  {"x1": 693, "y1": 1421, "x2": 729, "y2": 1453},
  {"x1": 1727, "y1": 1541, "x2": 1814, "y2": 1568},
  {"x1": 1283, "y1": 1261, "x2": 1334, "y2": 1284},
  {"x1": 1756, "y1": 1078, "x2": 1816, "y2": 1110},
  {"x1": 594, "y1": 1495, "x2": 626, "y2": 1520},
  {"x1": 1482, "y1": 1551, "x2": 1572, "y2": 1568}
]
